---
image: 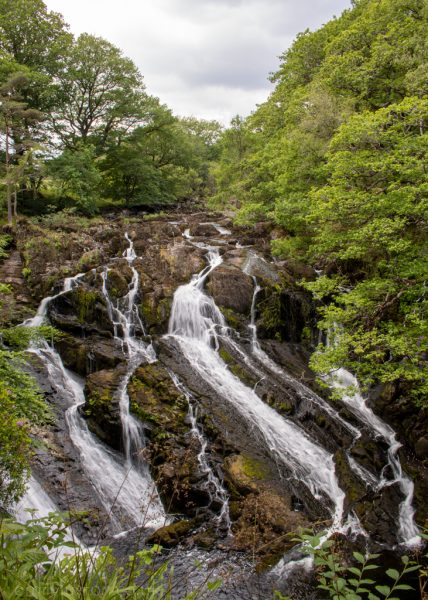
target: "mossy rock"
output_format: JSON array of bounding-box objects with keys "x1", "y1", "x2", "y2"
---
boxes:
[
  {"x1": 78, "y1": 249, "x2": 102, "y2": 272},
  {"x1": 128, "y1": 363, "x2": 188, "y2": 436},
  {"x1": 218, "y1": 306, "x2": 247, "y2": 332},
  {"x1": 140, "y1": 296, "x2": 172, "y2": 332},
  {"x1": 83, "y1": 366, "x2": 127, "y2": 450},
  {"x1": 146, "y1": 519, "x2": 196, "y2": 547},
  {"x1": 218, "y1": 344, "x2": 258, "y2": 387},
  {"x1": 231, "y1": 489, "x2": 308, "y2": 562},
  {"x1": 223, "y1": 454, "x2": 272, "y2": 495},
  {"x1": 105, "y1": 268, "x2": 130, "y2": 298}
]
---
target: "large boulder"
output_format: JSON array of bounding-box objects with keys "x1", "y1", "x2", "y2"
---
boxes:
[
  {"x1": 48, "y1": 286, "x2": 113, "y2": 336},
  {"x1": 128, "y1": 363, "x2": 212, "y2": 514},
  {"x1": 55, "y1": 335, "x2": 125, "y2": 376},
  {"x1": 82, "y1": 365, "x2": 128, "y2": 450},
  {"x1": 206, "y1": 265, "x2": 254, "y2": 314}
]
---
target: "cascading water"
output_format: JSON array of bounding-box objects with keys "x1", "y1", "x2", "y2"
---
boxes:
[
  {"x1": 326, "y1": 362, "x2": 420, "y2": 548},
  {"x1": 243, "y1": 252, "x2": 420, "y2": 547},
  {"x1": 14, "y1": 475, "x2": 62, "y2": 523},
  {"x1": 20, "y1": 246, "x2": 167, "y2": 534},
  {"x1": 100, "y1": 233, "x2": 156, "y2": 465},
  {"x1": 241, "y1": 255, "x2": 361, "y2": 439},
  {"x1": 167, "y1": 247, "x2": 349, "y2": 531},
  {"x1": 169, "y1": 372, "x2": 231, "y2": 531}
]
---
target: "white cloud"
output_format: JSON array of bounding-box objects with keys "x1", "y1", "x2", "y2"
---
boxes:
[{"x1": 45, "y1": 0, "x2": 351, "y2": 124}]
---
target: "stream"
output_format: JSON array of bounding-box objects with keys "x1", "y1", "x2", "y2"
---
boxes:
[{"x1": 13, "y1": 218, "x2": 421, "y2": 597}]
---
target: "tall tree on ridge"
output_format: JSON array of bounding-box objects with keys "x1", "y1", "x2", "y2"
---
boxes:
[{"x1": 51, "y1": 34, "x2": 147, "y2": 152}]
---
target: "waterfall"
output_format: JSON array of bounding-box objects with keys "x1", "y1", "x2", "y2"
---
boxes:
[
  {"x1": 167, "y1": 248, "x2": 349, "y2": 531},
  {"x1": 243, "y1": 252, "x2": 420, "y2": 547},
  {"x1": 326, "y1": 363, "x2": 421, "y2": 548},
  {"x1": 20, "y1": 243, "x2": 167, "y2": 534},
  {"x1": 169, "y1": 371, "x2": 231, "y2": 531},
  {"x1": 100, "y1": 233, "x2": 156, "y2": 465}
]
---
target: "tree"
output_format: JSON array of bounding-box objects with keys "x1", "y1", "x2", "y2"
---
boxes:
[
  {"x1": 47, "y1": 145, "x2": 102, "y2": 214},
  {"x1": 101, "y1": 105, "x2": 201, "y2": 207},
  {"x1": 0, "y1": 0, "x2": 71, "y2": 72},
  {"x1": 0, "y1": 73, "x2": 43, "y2": 225},
  {"x1": 51, "y1": 34, "x2": 147, "y2": 151},
  {"x1": 0, "y1": 0, "x2": 72, "y2": 116},
  {"x1": 304, "y1": 97, "x2": 428, "y2": 403}
]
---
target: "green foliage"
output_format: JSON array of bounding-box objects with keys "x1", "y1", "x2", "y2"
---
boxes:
[
  {"x1": 0, "y1": 514, "x2": 218, "y2": 599},
  {"x1": 47, "y1": 145, "x2": 102, "y2": 214},
  {"x1": 0, "y1": 233, "x2": 11, "y2": 258},
  {"x1": 296, "y1": 532, "x2": 420, "y2": 600},
  {"x1": 0, "y1": 350, "x2": 50, "y2": 424},
  {"x1": 213, "y1": 0, "x2": 428, "y2": 407},
  {"x1": 0, "y1": 383, "x2": 30, "y2": 506},
  {"x1": 0, "y1": 324, "x2": 63, "y2": 350},
  {"x1": 50, "y1": 32, "x2": 145, "y2": 151}
]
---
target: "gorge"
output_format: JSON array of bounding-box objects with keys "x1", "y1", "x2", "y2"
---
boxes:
[{"x1": 4, "y1": 211, "x2": 426, "y2": 599}]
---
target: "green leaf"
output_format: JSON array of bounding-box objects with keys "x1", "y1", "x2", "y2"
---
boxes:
[
  {"x1": 348, "y1": 567, "x2": 362, "y2": 576},
  {"x1": 353, "y1": 552, "x2": 365, "y2": 564},
  {"x1": 394, "y1": 584, "x2": 413, "y2": 590},
  {"x1": 385, "y1": 568, "x2": 399, "y2": 580},
  {"x1": 375, "y1": 585, "x2": 391, "y2": 596}
]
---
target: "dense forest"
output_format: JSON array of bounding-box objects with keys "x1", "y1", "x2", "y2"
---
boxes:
[
  {"x1": 212, "y1": 0, "x2": 428, "y2": 414},
  {"x1": 0, "y1": 0, "x2": 222, "y2": 221},
  {"x1": 0, "y1": 0, "x2": 427, "y2": 598}
]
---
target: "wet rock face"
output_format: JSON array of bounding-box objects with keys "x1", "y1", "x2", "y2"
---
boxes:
[
  {"x1": 82, "y1": 366, "x2": 128, "y2": 450},
  {"x1": 206, "y1": 265, "x2": 254, "y2": 315},
  {"x1": 48, "y1": 287, "x2": 113, "y2": 336},
  {"x1": 128, "y1": 363, "x2": 210, "y2": 515},
  {"x1": 54, "y1": 335, "x2": 124, "y2": 375}
]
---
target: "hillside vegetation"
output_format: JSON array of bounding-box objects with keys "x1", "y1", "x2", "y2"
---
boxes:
[{"x1": 212, "y1": 0, "x2": 428, "y2": 408}]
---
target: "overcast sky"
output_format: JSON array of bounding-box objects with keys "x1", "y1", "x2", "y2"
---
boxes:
[{"x1": 44, "y1": 0, "x2": 351, "y2": 125}]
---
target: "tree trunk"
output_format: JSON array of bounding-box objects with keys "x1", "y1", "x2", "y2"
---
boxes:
[
  {"x1": 5, "y1": 123, "x2": 13, "y2": 227},
  {"x1": 12, "y1": 188, "x2": 17, "y2": 219}
]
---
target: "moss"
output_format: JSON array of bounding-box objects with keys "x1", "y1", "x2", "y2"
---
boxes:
[
  {"x1": 219, "y1": 307, "x2": 241, "y2": 330},
  {"x1": 259, "y1": 285, "x2": 284, "y2": 338},
  {"x1": 240, "y1": 454, "x2": 271, "y2": 480},
  {"x1": 140, "y1": 297, "x2": 171, "y2": 330},
  {"x1": 83, "y1": 390, "x2": 112, "y2": 418},
  {"x1": 278, "y1": 401, "x2": 293, "y2": 414},
  {"x1": 219, "y1": 347, "x2": 234, "y2": 364},
  {"x1": 146, "y1": 518, "x2": 195, "y2": 547},
  {"x1": 75, "y1": 288, "x2": 99, "y2": 323},
  {"x1": 229, "y1": 363, "x2": 256, "y2": 386},
  {"x1": 130, "y1": 400, "x2": 160, "y2": 425},
  {"x1": 315, "y1": 414, "x2": 327, "y2": 428},
  {"x1": 218, "y1": 345, "x2": 257, "y2": 386},
  {"x1": 140, "y1": 300, "x2": 157, "y2": 327},
  {"x1": 78, "y1": 249, "x2": 101, "y2": 272}
]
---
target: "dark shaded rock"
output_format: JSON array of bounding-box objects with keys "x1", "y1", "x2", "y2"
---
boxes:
[
  {"x1": 83, "y1": 365, "x2": 128, "y2": 450},
  {"x1": 48, "y1": 287, "x2": 113, "y2": 336},
  {"x1": 207, "y1": 265, "x2": 253, "y2": 314},
  {"x1": 256, "y1": 285, "x2": 316, "y2": 345},
  {"x1": 146, "y1": 519, "x2": 197, "y2": 548},
  {"x1": 55, "y1": 335, "x2": 125, "y2": 376},
  {"x1": 415, "y1": 436, "x2": 428, "y2": 460},
  {"x1": 190, "y1": 223, "x2": 218, "y2": 237}
]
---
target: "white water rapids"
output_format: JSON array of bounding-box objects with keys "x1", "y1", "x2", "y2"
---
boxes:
[
  {"x1": 243, "y1": 252, "x2": 420, "y2": 548},
  {"x1": 326, "y1": 363, "x2": 421, "y2": 548},
  {"x1": 167, "y1": 248, "x2": 349, "y2": 531},
  {"x1": 18, "y1": 236, "x2": 167, "y2": 535}
]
